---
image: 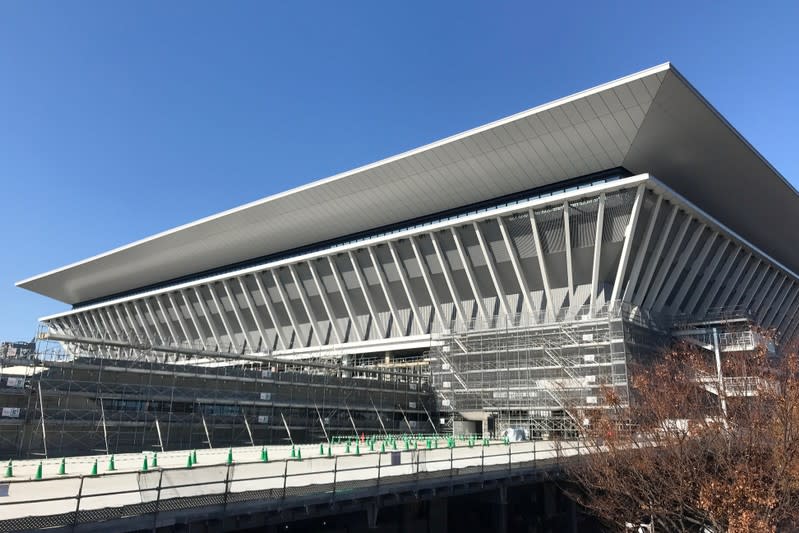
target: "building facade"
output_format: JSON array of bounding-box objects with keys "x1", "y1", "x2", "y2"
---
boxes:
[{"x1": 11, "y1": 63, "x2": 799, "y2": 452}]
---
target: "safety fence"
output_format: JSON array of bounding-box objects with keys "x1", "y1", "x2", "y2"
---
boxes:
[{"x1": 0, "y1": 440, "x2": 584, "y2": 532}]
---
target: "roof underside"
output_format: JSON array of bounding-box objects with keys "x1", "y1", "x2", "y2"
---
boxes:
[{"x1": 18, "y1": 63, "x2": 799, "y2": 305}]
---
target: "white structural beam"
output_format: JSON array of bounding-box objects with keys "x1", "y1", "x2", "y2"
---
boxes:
[
  {"x1": 623, "y1": 194, "x2": 663, "y2": 302},
  {"x1": 775, "y1": 284, "x2": 799, "y2": 333},
  {"x1": 308, "y1": 261, "x2": 343, "y2": 344},
  {"x1": 776, "y1": 286, "x2": 799, "y2": 337},
  {"x1": 388, "y1": 241, "x2": 426, "y2": 335},
  {"x1": 155, "y1": 294, "x2": 181, "y2": 345},
  {"x1": 752, "y1": 270, "x2": 780, "y2": 322},
  {"x1": 497, "y1": 217, "x2": 535, "y2": 317},
  {"x1": 192, "y1": 287, "x2": 223, "y2": 350},
  {"x1": 367, "y1": 246, "x2": 404, "y2": 336},
  {"x1": 222, "y1": 278, "x2": 257, "y2": 352},
  {"x1": 652, "y1": 221, "x2": 706, "y2": 312},
  {"x1": 741, "y1": 264, "x2": 770, "y2": 312},
  {"x1": 685, "y1": 241, "x2": 730, "y2": 316},
  {"x1": 590, "y1": 193, "x2": 606, "y2": 316},
  {"x1": 326, "y1": 256, "x2": 363, "y2": 342},
  {"x1": 764, "y1": 276, "x2": 789, "y2": 326},
  {"x1": 633, "y1": 204, "x2": 678, "y2": 306},
  {"x1": 253, "y1": 272, "x2": 288, "y2": 350},
  {"x1": 716, "y1": 254, "x2": 752, "y2": 311},
  {"x1": 181, "y1": 290, "x2": 208, "y2": 350},
  {"x1": 112, "y1": 304, "x2": 134, "y2": 342},
  {"x1": 450, "y1": 227, "x2": 489, "y2": 322},
  {"x1": 237, "y1": 276, "x2": 270, "y2": 352},
  {"x1": 473, "y1": 221, "x2": 512, "y2": 321},
  {"x1": 289, "y1": 265, "x2": 323, "y2": 346},
  {"x1": 348, "y1": 251, "x2": 386, "y2": 339},
  {"x1": 98, "y1": 308, "x2": 120, "y2": 340},
  {"x1": 609, "y1": 184, "x2": 646, "y2": 310},
  {"x1": 271, "y1": 269, "x2": 305, "y2": 348},
  {"x1": 697, "y1": 246, "x2": 740, "y2": 317},
  {"x1": 143, "y1": 298, "x2": 169, "y2": 344},
  {"x1": 134, "y1": 301, "x2": 159, "y2": 345},
  {"x1": 430, "y1": 232, "x2": 468, "y2": 329},
  {"x1": 529, "y1": 211, "x2": 556, "y2": 322},
  {"x1": 208, "y1": 283, "x2": 241, "y2": 353},
  {"x1": 125, "y1": 302, "x2": 151, "y2": 344},
  {"x1": 167, "y1": 293, "x2": 193, "y2": 346},
  {"x1": 563, "y1": 202, "x2": 574, "y2": 298},
  {"x1": 645, "y1": 216, "x2": 696, "y2": 311},
  {"x1": 409, "y1": 236, "x2": 447, "y2": 332}
]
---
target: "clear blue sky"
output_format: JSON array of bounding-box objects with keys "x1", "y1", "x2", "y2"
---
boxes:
[{"x1": 1, "y1": 1, "x2": 797, "y2": 340}]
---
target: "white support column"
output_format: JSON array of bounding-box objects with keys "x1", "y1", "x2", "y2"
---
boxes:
[
  {"x1": 590, "y1": 193, "x2": 606, "y2": 317},
  {"x1": 69, "y1": 315, "x2": 88, "y2": 338},
  {"x1": 609, "y1": 184, "x2": 646, "y2": 311},
  {"x1": 430, "y1": 232, "x2": 468, "y2": 329},
  {"x1": 697, "y1": 246, "x2": 741, "y2": 317},
  {"x1": 237, "y1": 276, "x2": 270, "y2": 352},
  {"x1": 271, "y1": 269, "x2": 305, "y2": 348},
  {"x1": 289, "y1": 265, "x2": 324, "y2": 346},
  {"x1": 253, "y1": 272, "x2": 288, "y2": 350},
  {"x1": 326, "y1": 256, "x2": 363, "y2": 342},
  {"x1": 716, "y1": 254, "x2": 752, "y2": 311},
  {"x1": 125, "y1": 302, "x2": 151, "y2": 344},
  {"x1": 181, "y1": 289, "x2": 209, "y2": 350},
  {"x1": 741, "y1": 263, "x2": 770, "y2": 313},
  {"x1": 450, "y1": 226, "x2": 489, "y2": 322},
  {"x1": 684, "y1": 241, "x2": 730, "y2": 317},
  {"x1": 367, "y1": 246, "x2": 403, "y2": 336},
  {"x1": 473, "y1": 221, "x2": 512, "y2": 321},
  {"x1": 193, "y1": 287, "x2": 223, "y2": 350},
  {"x1": 632, "y1": 204, "x2": 678, "y2": 307},
  {"x1": 644, "y1": 216, "x2": 695, "y2": 312},
  {"x1": 409, "y1": 236, "x2": 447, "y2": 332},
  {"x1": 730, "y1": 258, "x2": 762, "y2": 310},
  {"x1": 776, "y1": 285, "x2": 799, "y2": 336},
  {"x1": 563, "y1": 202, "x2": 575, "y2": 299},
  {"x1": 348, "y1": 251, "x2": 386, "y2": 339},
  {"x1": 529, "y1": 211, "x2": 555, "y2": 322},
  {"x1": 388, "y1": 241, "x2": 426, "y2": 335},
  {"x1": 497, "y1": 217, "x2": 535, "y2": 318},
  {"x1": 208, "y1": 283, "x2": 241, "y2": 353},
  {"x1": 99, "y1": 308, "x2": 121, "y2": 340},
  {"x1": 623, "y1": 195, "x2": 663, "y2": 303},
  {"x1": 167, "y1": 293, "x2": 193, "y2": 346},
  {"x1": 222, "y1": 278, "x2": 257, "y2": 352},
  {"x1": 143, "y1": 298, "x2": 169, "y2": 344},
  {"x1": 751, "y1": 270, "x2": 780, "y2": 322},
  {"x1": 155, "y1": 294, "x2": 181, "y2": 345},
  {"x1": 763, "y1": 275, "x2": 789, "y2": 326},
  {"x1": 86, "y1": 311, "x2": 105, "y2": 339},
  {"x1": 112, "y1": 304, "x2": 134, "y2": 342},
  {"x1": 308, "y1": 261, "x2": 343, "y2": 344},
  {"x1": 133, "y1": 301, "x2": 159, "y2": 345}
]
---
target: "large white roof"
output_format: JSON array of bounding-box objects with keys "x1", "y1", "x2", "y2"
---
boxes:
[{"x1": 17, "y1": 63, "x2": 799, "y2": 305}]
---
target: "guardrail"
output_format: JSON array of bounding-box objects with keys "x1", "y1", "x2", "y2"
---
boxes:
[{"x1": 0, "y1": 440, "x2": 584, "y2": 532}]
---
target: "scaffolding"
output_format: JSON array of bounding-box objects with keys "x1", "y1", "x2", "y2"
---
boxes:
[{"x1": 429, "y1": 302, "x2": 655, "y2": 439}]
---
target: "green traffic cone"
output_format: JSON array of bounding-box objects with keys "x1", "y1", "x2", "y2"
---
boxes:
[
  {"x1": 141, "y1": 455, "x2": 149, "y2": 472},
  {"x1": 58, "y1": 458, "x2": 66, "y2": 475},
  {"x1": 355, "y1": 443, "x2": 360, "y2": 456},
  {"x1": 192, "y1": 450, "x2": 198, "y2": 464},
  {"x1": 296, "y1": 448, "x2": 302, "y2": 461},
  {"x1": 34, "y1": 462, "x2": 42, "y2": 480},
  {"x1": 152, "y1": 453, "x2": 158, "y2": 468},
  {"x1": 380, "y1": 441, "x2": 385, "y2": 453},
  {"x1": 404, "y1": 440, "x2": 409, "y2": 451},
  {"x1": 90, "y1": 459, "x2": 98, "y2": 476},
  {"x1": 345, "y1": 442, "x2": 350, "y2": 454},
  {"x1": 108, "y1": 455, "x2": 116, "y2": 471},
  {"x1": 320, "y1": 443, "x2": 325, "y2": 456},
  {"x1": 369, "y1": 440, "x2": 374, "y2": 452},
  {"x1": 260, "y1": 447, "x2": 267, "y2": 462},
  {"x1": 327, "y1": 445, "x2": 332, "y2": 458},
  {"x1": 393, "y1": 440, "x2": 397, "y2": 451},
  {"x1": 291, "y1": 445, "x2": 296, "y2": 458},
  {"x1": 226, "y1": 448, "x2": 233, "y2": 465},
  {"x1": 186, "y1": 454, "x2": 193, "y2": 468},
  {"x1": 4, "y1": 460, "x2": 12, "y2": 478}
]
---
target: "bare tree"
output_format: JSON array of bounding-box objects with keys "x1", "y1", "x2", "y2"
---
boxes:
[{"x1": 567, "y1": 338, "x2": 799, "y2": 532}]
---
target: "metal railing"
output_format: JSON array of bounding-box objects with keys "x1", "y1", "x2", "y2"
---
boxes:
[{"x1": 0, "y1": 440, "x2": 584, "y2": 532}]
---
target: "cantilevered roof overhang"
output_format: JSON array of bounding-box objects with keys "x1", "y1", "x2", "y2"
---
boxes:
[{"x1": 17, "y1": 62, "x2": 799, "y2": 305}]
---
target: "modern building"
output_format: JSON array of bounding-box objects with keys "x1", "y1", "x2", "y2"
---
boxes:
[{"x1": 10, "y1": 62, "x2": 799, "y2": 455}]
